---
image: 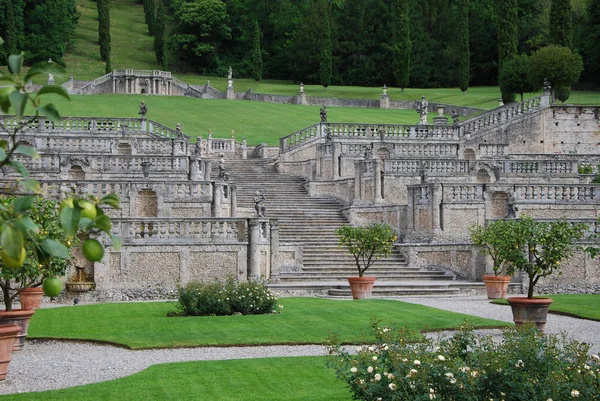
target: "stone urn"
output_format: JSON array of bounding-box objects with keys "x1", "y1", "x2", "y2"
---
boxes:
[{"x1": 347, "y1": 277, "x2": 377, "y2": 300}]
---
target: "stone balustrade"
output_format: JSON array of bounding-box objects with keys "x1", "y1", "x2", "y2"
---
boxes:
[
  {"x1": 113, "y1": 70, "x2": 172, "y2": 78},
  {"x1": 479, "y1": 144, "x2": 508, "y2": 157},
  {"x1": 442, "y1": 184, "x2": 484, "y2": 202},
  {"x1": 111, "y1": 218, "x2": 249, "y2": 243},
  {"x1": 385, "y1": 159, "x2": 470, "y2": 174},
  {"x1": 515, "y1": 184, "x2": 599, "y2": 202},
  {"x1": 393, "y1": 143, "x2": 459, "y2": 158},
  {"x1": 501, "y1": 160, "x2": 577, "y2": 175},
  {"x1": 463, "y1": 95, "x2": 543, "y2": 136}
]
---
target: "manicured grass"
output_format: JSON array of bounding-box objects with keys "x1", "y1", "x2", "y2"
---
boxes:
[
  {"x1": 45, "y1": 95, "x2": 434, "y2": 146},
  {"x1": 491, "y1": 294, "x2": 600, "y2": 321},
  {"x1": 29, "y1": 298, "x2": 507, "y2": 349},
  {"x1": 0, "y1": 356, "x2": 352, "y2": 401}
]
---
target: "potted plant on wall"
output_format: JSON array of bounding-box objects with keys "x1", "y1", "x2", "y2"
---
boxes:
[
  {"x1": 335, "y1": 223, "x2": 397, "y2": 300},
  {"x1": 501, "y1": 216, "x2": 585, "y2": 332},
  {"x1": 470, "y1": 220, "x2": 515, "y2": 299}
]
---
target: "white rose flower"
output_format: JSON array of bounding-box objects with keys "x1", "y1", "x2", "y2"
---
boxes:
[
  {"x1": 414, "y1": 360, "x2": 421, "y2": 366},
  {"x1": 350, "y1": 367, "x2": 358, "y2": 374},
  {"x1": 437, "y1": 355, "x2": 445, "y2": 361},
  {"x1": 571, "y1": 390, "x2": 580, "y2": 398},
  {"x1": 367, "y1": 366, "x2": 373, "y2": 373},
  {"x1": 388, "y1": 383, "x2": 396, "y2": 390},
  {"x1": 374, "y1": 373, "x2": 381, "y2": 382}
]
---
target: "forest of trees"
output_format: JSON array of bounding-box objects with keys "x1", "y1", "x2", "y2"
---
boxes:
[{"x1": 1, "y1": 0, "x2": 599, "y2": 90}]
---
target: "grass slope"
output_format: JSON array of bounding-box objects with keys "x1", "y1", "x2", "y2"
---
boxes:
[
  {"x1": 48, "y1": 95, "x2": 434, "y2": 145},
  {"x1": 0, "y1": 357, "x2": 352, "y2": 401},
  {"x1": 28, "y1": 298, "x2": 507, "y2": 349},
  {"x1": 491, "y1": 294, "x2": 600, "y2": 321}
]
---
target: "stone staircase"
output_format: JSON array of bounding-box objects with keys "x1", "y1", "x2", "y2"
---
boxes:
[{"x1": 217, "y1": 158, "x2": 495, "y2": 297}]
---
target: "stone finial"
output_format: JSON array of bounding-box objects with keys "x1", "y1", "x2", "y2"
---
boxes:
[
  {"x1": 231, "y1": 129, "x2": 235, "y2": 139},
  {"x1": 208, "y1": 129, "x2": 212, "y2": 139},
  {"x1": 382, "y1": 84, "x2": 388, "y2": 95},
  {"x1": 299, "y1": 82, "x2": 304, "y2": 93}
]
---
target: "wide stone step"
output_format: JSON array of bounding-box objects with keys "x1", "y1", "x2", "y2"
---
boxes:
[{"x1": 328, "y1": 287, "x2": 462, "y2": 296}]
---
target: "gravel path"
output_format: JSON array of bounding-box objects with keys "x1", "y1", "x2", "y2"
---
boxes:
[{"x1": 1, "y1": 295, "x2": 598, "y2": 395}]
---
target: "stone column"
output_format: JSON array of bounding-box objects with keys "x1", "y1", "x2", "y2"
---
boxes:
[
  {"x1": 374, "y1": 159, "x2": 383, "y2": 202},
  {"x1": 212, "y1": 182, "x2": 222, "y2": 217},
  {"x1": 406, "y1": 186, "x2": 415, "y2": 230},
  {"x1": 242, "y1": 138, "x2": 247, "y2": 159},
  {"x1": 248, "y1": 219, "x2": 262, "y2": 278},
  {"x1": 269, "y1": 220, "x2": 280, "y2": 281},
  {"x1": 353, "y1": 160, "x2": 362, "y2": 205},
  {"x1": 432, "y1": 183, "x2": 442, "y2": 233},
  {"x1": 230, "y1": 184, "x2": 237, "y2": 217},
  {"x1": 204, "y1": 160, "x2": 212, "y2": 181},
  {"x1": 189, "y1": 158, "x2": 201, "y2": 180},
  {"x1": 332, "y1": 142, "x2": 340, "y2": 178}
]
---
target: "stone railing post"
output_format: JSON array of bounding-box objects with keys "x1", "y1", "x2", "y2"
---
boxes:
[
  {"x1": 204, "y1": 160, "x2": 212, "y2": 181},
  {"x1": 189, "y1": 158, "x2": 202, "y2": 180},
  {"x1": 248, "y1": 219, "x2": 262, "y2": 278},
  {"x1": 230, "y1": 184, "x2": 237, "y2": 217},
  {"x1": 242, "y1": 138, "x2": 247, "y2": 159},
  {"x1": 269, "y1": 220, "x2": 280, "y2": 281},
  {"x1": 212, "y1": 182, "x2": 222, "y2": 217},
  {"x1": 332, "y1": 142, "x2": 340, "y2": 178},
  {"x1": 374, "y1": 159, "x2": 383, "y2": 202},
  {"x1": 353, "y1": 160, "x2": 362, "y2": 205}
]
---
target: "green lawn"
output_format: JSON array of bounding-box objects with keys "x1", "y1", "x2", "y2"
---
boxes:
[
  {"x1": 0, "y1": 357, "x2": 352, "y2": 401},
  {"x1": 46, "y1": 95, "x2": 432, "y2": 146},
  {"x1": 492, "y1": 294, "x2": 600, "y2": 321},
  {"x1": 29, "y1": 298, "x2": 507, "y2": 349}
]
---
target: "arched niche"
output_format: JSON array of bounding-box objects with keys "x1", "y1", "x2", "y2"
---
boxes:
[
  {"x1": 67, "y1": 165, "x2": 86, "y2": 180},
  {"x1": 476, "y1": 168, "x2": 491, "y2": 183},
  {"x1": 136, "y1": 189, "x2": 158, "y2": 217},
  {"x1": 464, "y1": 148, "x2": 476, "y2": 162}
]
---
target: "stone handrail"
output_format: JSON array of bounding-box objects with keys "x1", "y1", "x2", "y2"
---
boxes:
[
  {"x1": 171, "y1": 76, "x2": 188, "y2": 89},
  {"x1": 515, "y1": 184, "x2": 599, "y2": 202},
  {"x1": 113, "y1": 70, "x2": 172, "y2": 78},
  {"x1": 146, "y1": 119, "x2": 188, "y2": 140},
  {"x1": 280, "y1": 123, "x2": 459, "y2": 152},
  {"x1": 385, "y1": 159, "x2": 470, "y2": 175},
  {"x1": 501, "y1": 160, "x2": 577, "y2": 174},
  {"x1": 462, "y1": 95, "x2": 544, "y2": 137},
  {"x1": 111, "y1": 218, "x2": 249, "y2": 243},
  {"x1": 442, "y1": 184, "x2": 485, "y2": 202}
]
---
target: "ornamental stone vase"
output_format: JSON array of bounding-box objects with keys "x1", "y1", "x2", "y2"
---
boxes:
[
  {"x1": 347, "y1": 277, "x2": 376, "y2": 300},
  {"x1": 507, "y1": 297, "x2": 553, "y2": 333},
  {"x1": 18, "y1": 287, "x2": 44, "y2": 310},
  {"x1": 0, "y1": 324, "x2": 21, "y2": 381},
  {"x1": 0, "y1": 309, "x2": 35, "y2": 351},
  {"x1": 481, "y1": 275, "x2": 512, "y2": 299}
]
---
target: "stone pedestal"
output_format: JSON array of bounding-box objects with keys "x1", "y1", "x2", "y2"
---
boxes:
[
  {"x1": 380, "y1": 94, "x2": 390, "y2": 109},
  {"x1": 226, "y1": 80, "x2": 235, "y2": 100},
  {"x1": 269, "y1": 220, "x2": 280, "y2": 280}
]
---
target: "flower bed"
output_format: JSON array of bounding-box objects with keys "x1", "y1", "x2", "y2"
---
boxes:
[{"x1": 327, "y1": 321, "x2": 600, "y2": 400}]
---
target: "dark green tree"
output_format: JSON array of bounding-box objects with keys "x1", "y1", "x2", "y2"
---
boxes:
[
  {"x1": 319, "y1": 0, "x2": 332, "y2": 88},
  {"x1": 497, "y1": 0, "x2": 519, "y2": 102},
  {"x1": 154, "y1": 0, "x2": 167, "y2": 70},
  {"x1": 2, "y1": 0, "x2": 19, "y2": 59},
  {"x1": 143, "y1": 0, "x2": 156, "y2": 36},
  {"x1": 97, "y1": 0, "x2": 111, "y2": 63},
  {"x1": 530, "y1": 45, "x2": 583, "y2": 101},
  {"x1": 580, "y1": 0, "x2": 600, "y2": 87},
  {"x1": 468, "y1": 0, "x2": 498, "y2": 86},
  {"x1": 392, "y1": 0, "x2": 411, "y2": 92},
  {"x1": 249, "y1": 19, "x2": 262, "y2": 82},
  {"x1": 549, "y1": 0, "x2": 572, "y2": 48},
  {"x1": 498, "y1": 53, "x2": 535, "y2": 101},
  {"x1": 457, "y1": 0, "x2": 470, "y2": 93}
]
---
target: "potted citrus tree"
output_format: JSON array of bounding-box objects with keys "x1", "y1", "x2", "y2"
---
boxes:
[
  {"x1": 335, "y1": 223, "x2": 397, "y2": 299},
  {"x1": 470, "y1": 220, "x2": 516, "y2": 299},
  {"x1": 500, "y1": 216, "x2": 585, "y2": 331}
]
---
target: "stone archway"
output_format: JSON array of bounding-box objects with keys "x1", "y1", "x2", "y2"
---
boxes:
[
  {"x1": 67, "y1": 166, "x2": 85, "y2": 180},
  {"x1": 136, "y1": 189, "x2": 158, "y2": 217},
  {"x1": 491, "y1": 191, "x2": 508, "y2": 219}
]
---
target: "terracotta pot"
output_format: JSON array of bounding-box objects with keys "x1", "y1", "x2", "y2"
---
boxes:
[
  {"x1": 507, "y1": 297, "x2": 553, "y2": 333},
  {"x1": 347, "y1": 277, "x2": 376, "y2": 300},
  {"x1": 482, "y1": 275, "x2": 512, "y2": 299},
  {"x1": 19, "y1": 287, "x2": 44, "y2": 310},
  {"x1": 0, "y1": 324, "x2": 21, "y2": 381},
  {"x1": 0, "y1": 309, "x2": 36, "y2": 351}
]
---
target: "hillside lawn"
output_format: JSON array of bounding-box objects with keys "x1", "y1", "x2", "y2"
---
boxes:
[
  {"x1": 491, "y1": 294, "x2": 600, "y2": 321},
  {"x1": 28, "y1": 298, "x2": 507, "y2": 349},
  {"x1": 0, "y1": 357, "x2": 353, "y2": 401}
]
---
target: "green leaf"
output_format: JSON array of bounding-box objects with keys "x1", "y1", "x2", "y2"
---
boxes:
[
  {"x1": 15, "y1": 144, "x2": 39, "y2": 159},
  {"x1": 7, "y1": 54, "x2": 22, "y2": 75},
  {"x1": 0, "y1": 76, "x2": 15, "y2": 84},
  {"x1": 6, "y1": 161, "x2": 30, "y2": 177},
  {"x1": 0, "y1": 222, "x2": 24, "y2": 259},
  {"x1": 99, "y1": 193, "x2": 121, "y2": 209},
  {"x1": 21, "y1": 178, "x2": 41, "y2": 193},
  {"x1": 19, "y1": 217, "x2": 39, "y2": 233},
  {"x1": 0, "y1": 147, "x2": 5, "y2": 163},
  {"x1": 60, "y1": 206, "x2": 81, "y2": 237},
  {"x1": 95, "y1": 215, "x2": 112, "y2": 232},
  {"x1": 8, "y1": 90, "x2": 27, "y2": 117},
  {"x1": 37, "y1": 103, "x2": 61, "y2": 124},
  {"x1": 14, "y1": 196, "x2": 35, "y2": 213},
  {"x1": 40, "y1": 239, "x2": 70, "y2": 259},
  {"x1": 109, "y1": 234, "x2": 122, "y2": 251},
  {"x1": 79, "y1": 217, "x2": 94, "y2": 231},
  {"x1": 36, "y1": 85, "x2": 70, "y2": 101},
  {"x1": 0, "y1": 140, "x2": 7, "y2": 150}
]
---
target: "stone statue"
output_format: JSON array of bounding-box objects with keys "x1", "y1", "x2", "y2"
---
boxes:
[
  {"x1": 362, "y1": 142, "x2": 374, "y2": 159},
  {"x1": 416, "y1": 96, "x2": 428, "y2": 125},
  {"x1": 139, "y1": 101, "x2": 147, "y2": 119},
  {"x1": 48, "y1": 73, "x2": 55, "y2": 85},
  {"x1": 254, "y1": 191, "x2": 266, "y2": 217},
  {"x1": 419, "y1": 161, "x2": 427, "y2": 183},
  {"x1": 543, "y1": 78, "x2": 551, "y2": 92},
  {"x1": 325, "y1": 127, "x2": 333, "y2": 143},
  {"x1": 320, "y1": 105, "x2": 327, "y2": 123},
  {"x1": 175, "y1": 122, "x2": 184, "y2": 138},
  {"x1": 505, "y1": 191, "x2": 518, "y2": 219},
  {"x1": 228, "y1": 66, "x2": 233, "y2": 80},
  {"x1": 218, "y1": 161, "x2": 229, "y2": 181},
  {"x1": 194, "y1": 140, "x2": 202, "y2": 156},
  {"x1": 452, "y1": 110, "x2": 460, "y2": 125}
]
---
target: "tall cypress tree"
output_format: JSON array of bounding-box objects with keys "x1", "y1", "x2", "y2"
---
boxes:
[
  {"x1": 458, "y1": 0, "x2": 470, "y2": 94},
  {"x1": 497, "y1": 0, "x2": 518, "y2": 102},
  {"x1": 250, "y1": 19, "x2": 263, "y2": 82},
  {"x1": 143, "y1": 0, "x2": 155, "y2": 36},
  {"x1": 97, "y1": 0, "x2": 111, "y2": 64},
  {"x1": 550, "y1": 0, "x2": 572, "y2": 48},
  {"x1": 153, "y1": 0, "x2": 167, "y2": 70},
  {"x1": 392, "y1": 0, "x2": 411, "y2": 92},
  {"x1": 319, "y1": 0, "x2": 332, "y2": 88}
]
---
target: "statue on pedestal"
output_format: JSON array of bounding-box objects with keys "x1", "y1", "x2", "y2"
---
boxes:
[
  {"x1": 416, "y1": 96, "x2": 428, "y2": 125},
  {"x1": 228, "y1": 66, "x2": 233, "y2": 80},
  {"x1": 505, "y1": 191, "x2": 518, "y2": 219},
  {"x1": 320, "y1": 105, "x2": 328, "y2": 123},
  {"x1": 452, "y1": 109, "x2": 460, "y2": 125},
  {"x1": 138, "y1": 101, "x2": 147, "y2": 119},
  {"x1": 254, "y1": 191, "x2": 266, "y2": 217}
]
